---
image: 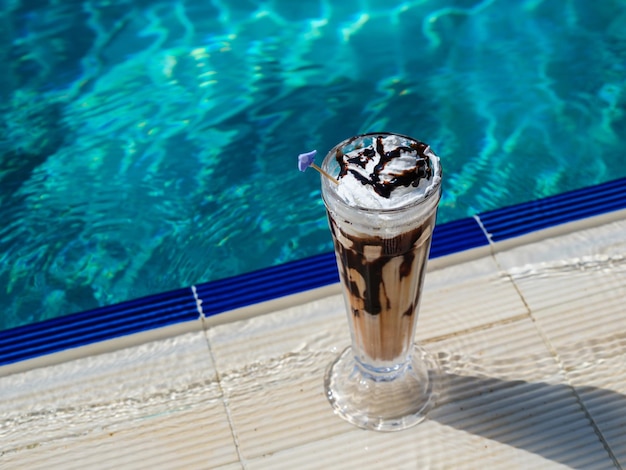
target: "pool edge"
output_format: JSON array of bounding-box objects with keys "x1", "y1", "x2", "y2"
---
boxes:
[{"x1": 1, "y1": 177, "x2": 624, "y2": 375}]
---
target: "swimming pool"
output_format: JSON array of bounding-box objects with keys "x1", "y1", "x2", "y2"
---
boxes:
[{"x1": 1, "y1": 0, "x2": 625, "y2": 331}]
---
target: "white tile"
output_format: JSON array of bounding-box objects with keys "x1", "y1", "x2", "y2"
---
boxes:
[
  {"x1": 427, "y1": 321, "x2": 612, "y2": 469},
  {"x1": 495, "y1": 220, "x2": 626, "y2": 275},
  {"x1": 493, "y1": 219, "x2": 626, "y2": 466},
  {"x1": 245, "y1": 319, "x2": 613, "y2": 469},
  {"x1": 500, "y1": 250, "x2": 624, "y2": 313},
  {"x1": 492, "y1": 219, "x2": 625, "y2": 313},
  {"x1": 213, "y1": 463, "x2": 244, "y2": 470},
  {"x1": 431, "y1": 316, "x2": 558, "y2": 378},
  {"x1": 530, "y1": 284, "x2": 626, "y2": 351},
  {"x1": 488, "y1": 210, "x2": 626, "y2": 256},
  {"x1": 216, "y1": 352, "x2": 354, "y2": 461},
  {"x1": 245, "y1": 420, "x2": 578, "y2": 470},
  {"x1": 206, "y1": 295, "x2": 349, "y2": 371},
  {"x1": 1, "y1": 402, "x2": 238, "y2": 470},
  {"x1": 529, "y1": 281, "x2": 626, "y2": 466},
  {"x1": 417, "y1": 256, "x2": 529, "y2": 342},
  {"x1": 515, "y1": 269, "x2": 621, "y2": 313},
  {"x1": 565, "y1": 351, "x2": 626, "y2": 468},
  {"x1": 206, "y1": 297, "x2": 355, "y2": 460},
  {"x1": 0, "y1": 332, "x2": 239, "y2": 468}
]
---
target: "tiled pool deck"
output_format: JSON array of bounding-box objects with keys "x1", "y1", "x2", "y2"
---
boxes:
[{"x1": 1, "y1": 179, "x2": 625, "y2": 469}]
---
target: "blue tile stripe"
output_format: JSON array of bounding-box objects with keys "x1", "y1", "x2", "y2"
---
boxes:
[
  {"x1": 0, "y1": 288, "x2": 198, "y2": 366},
  {"x1": 479, "y1": 177, "x2": 626, "y2": 242},
  {"x1": 1, "y1": 177, "x2": 624, "y2": 368},
  {"x1": 430, "y1": 217, "x2": 488, "y2": 259},
  {"x1": 194, "y1": 252, "x2": 339, "y2": 319},
  {"x1": 194, "y1": 214, "x2": 492, "y2": 320}
]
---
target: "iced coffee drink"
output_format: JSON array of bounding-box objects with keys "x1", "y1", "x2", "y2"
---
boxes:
[{"x1": 319, "y1": 132, "x2": 442, "y2": 431}]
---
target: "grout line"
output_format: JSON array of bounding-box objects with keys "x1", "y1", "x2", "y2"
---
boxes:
[
  {"x1": 204, "y1": 331, "x2": 248, "y2": 469},
  {"x1": 191, "y1": 285, "x2": 203, "y2": 319},
  {"x1": 473, "y1": 214, "x2": 494, "y2": 246},
  {"x1": 474, "y1": 212, "x2": 499, "y2": 267},
  {"x1": 195, "y1": 286, "x2": 247, "y2": 469},
  {"x1": 488, "y1": 252, "x2": 623, "y2": 469},
  {"x1": 422, "y1": 313, "x2": 530, "y2": 344}
]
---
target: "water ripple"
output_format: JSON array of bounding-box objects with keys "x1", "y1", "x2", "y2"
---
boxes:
[{"x1": 1, "y1": 0, "x2": 626, "y2": 328}]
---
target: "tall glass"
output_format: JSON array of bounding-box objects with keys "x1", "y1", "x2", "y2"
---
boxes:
[{"x1": 321, "y1": 133, "x2": 442, "y2": 431}]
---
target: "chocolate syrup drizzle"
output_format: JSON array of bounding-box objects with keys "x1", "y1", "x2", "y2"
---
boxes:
[
  {"x1": 328, "y1": 212, "x2": 436, "y2": 317},
  {"x1": 335, "y1": 135, "x2": 433, "y2": 198}
]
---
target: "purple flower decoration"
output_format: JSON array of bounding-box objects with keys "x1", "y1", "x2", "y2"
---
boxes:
[
  {"x1": 297, "y1": 149, "x2": 338, "y2": 185},
  {"x1": 298, "y1": 150, "x2": 317, "y2": 172}
]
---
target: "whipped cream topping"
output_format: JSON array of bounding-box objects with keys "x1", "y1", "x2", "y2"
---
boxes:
[{"x1": 334, "y1": 134, "x2": 441, "y2": 209}]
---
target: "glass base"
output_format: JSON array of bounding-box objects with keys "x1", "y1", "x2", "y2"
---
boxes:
[{"x1": 324, "y1": 344, "x2": 439, "y2": 432}]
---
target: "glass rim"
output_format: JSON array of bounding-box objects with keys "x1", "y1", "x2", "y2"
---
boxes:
[{"x1": 320, "y1": 132, "x2": 443, "y2": 215}]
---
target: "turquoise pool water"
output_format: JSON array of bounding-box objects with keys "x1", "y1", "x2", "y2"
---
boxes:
[{"x1": 1, "y1": 0, "x2": 625, "y2": 330}]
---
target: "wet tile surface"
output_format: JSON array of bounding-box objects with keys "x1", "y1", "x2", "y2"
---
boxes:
[
  {"x1": 206, "y1": 298, "x2": 354, "y2": 460},
  {"x1": 495, "y1": 219, "x2": 626, "y2": 467},
  {"x1": 1, "y1": 218, "x2": 625, "y2": 469},
  {"x1": 0, "y1": 332, "x2": 239, "y2": 469},
  {"x1": 418, "y1": 255, "x2": 529, "y2": 342}
]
